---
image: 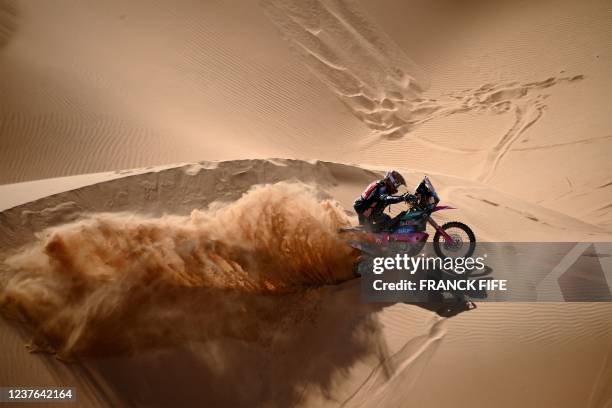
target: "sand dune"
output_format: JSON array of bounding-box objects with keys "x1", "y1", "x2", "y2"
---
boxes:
[
  {"x1": 1, "y1": 0, "x2": 612, "y2": 406},
  {"x1": 2, "y1": 0, "x2": 610, "y2": 228},
  {"x1": 0, "y1": 0, "x2": 367, "y2": 183},
  {"x1": 0, "y1": 159, "x2": 611, "y2": 407}
]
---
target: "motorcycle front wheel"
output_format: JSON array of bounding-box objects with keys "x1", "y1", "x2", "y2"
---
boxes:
[{"x1": 433, "y1": 221, "x2": 476, "y2": 259}]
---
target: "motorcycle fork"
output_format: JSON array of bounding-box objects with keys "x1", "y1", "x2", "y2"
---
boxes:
[{"x1": 428, "y1": 217, "x2": 454, "y2": 244}]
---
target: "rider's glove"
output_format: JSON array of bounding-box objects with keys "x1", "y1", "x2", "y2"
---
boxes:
[{"x1": 403, "y1": 193, "x2": 417, "y2": 203}]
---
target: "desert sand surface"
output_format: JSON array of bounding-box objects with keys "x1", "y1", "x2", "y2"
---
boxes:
[
  {"x1": 1, "y1": 0, "x2": 612, "y2": 407},
  {"x1": 0, "y1": 160, "x2": 611, "y2": 408}
]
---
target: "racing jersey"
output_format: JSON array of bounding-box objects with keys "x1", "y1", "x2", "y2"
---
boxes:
[{"x1": 353, "y1": 181, "x2": 404, "y2": 220}]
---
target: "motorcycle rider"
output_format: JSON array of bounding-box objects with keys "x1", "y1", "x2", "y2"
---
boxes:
[{"x1": 353, "y1": 170, "x2": 415, "y2": 231}]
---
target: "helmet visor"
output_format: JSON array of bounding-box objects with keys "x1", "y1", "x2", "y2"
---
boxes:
[{"x1": 389, "y1": 171, "x2": 405, "y2": 189}]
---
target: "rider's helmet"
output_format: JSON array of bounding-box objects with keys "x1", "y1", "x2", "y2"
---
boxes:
[{"x1": 383, "y1": 170, "x2": 406, "y2": 194}]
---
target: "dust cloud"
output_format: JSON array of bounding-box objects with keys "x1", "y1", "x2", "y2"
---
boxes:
[{"x1": 0, "y1": 183, "x2": 358, "y2": 357}]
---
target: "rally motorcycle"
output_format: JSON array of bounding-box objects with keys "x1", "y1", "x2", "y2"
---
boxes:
[{"x1": 340, "y1": 176, "x2": 476, "y2": 260}]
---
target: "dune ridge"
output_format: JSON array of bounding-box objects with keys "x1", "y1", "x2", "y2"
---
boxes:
[{"x1": 0, "y1": 159, "x2": 608, "y2": 247}]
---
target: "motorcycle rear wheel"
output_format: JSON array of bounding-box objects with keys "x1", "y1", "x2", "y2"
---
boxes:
[{"x1": 433, "y1": 221, "x2": 476, "y2": 259}]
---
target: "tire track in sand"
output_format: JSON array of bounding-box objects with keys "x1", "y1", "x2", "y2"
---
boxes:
[{"x1": 261, "y1": 0, "x2": 585, "y2": 183}]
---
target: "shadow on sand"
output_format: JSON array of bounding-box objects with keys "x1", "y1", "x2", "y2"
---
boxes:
[
  {"x1": 19, "y1": 281, "x2": 387, "y2": 407},
  {"x1": 4, "y1": 277, "x2": 478, "y2": 407}
]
